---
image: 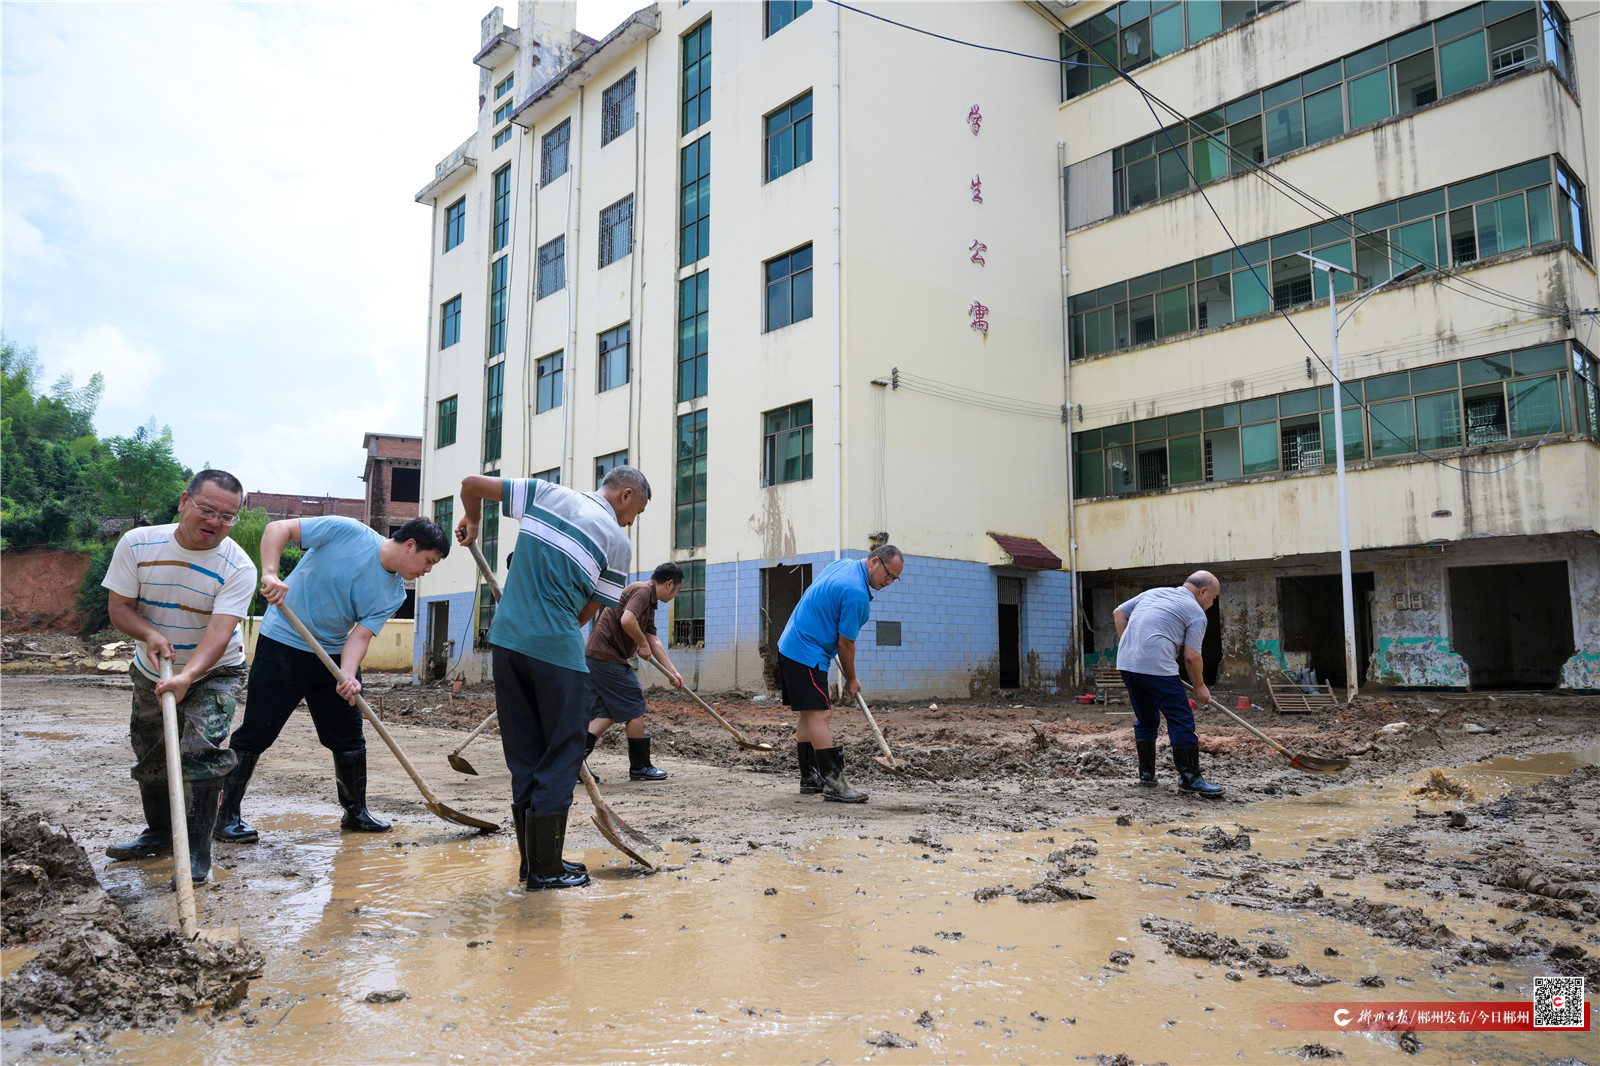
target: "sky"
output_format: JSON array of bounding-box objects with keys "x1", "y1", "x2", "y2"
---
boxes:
[{"x1": 2, "y1": 0, "x2": 641, "y2": 499}]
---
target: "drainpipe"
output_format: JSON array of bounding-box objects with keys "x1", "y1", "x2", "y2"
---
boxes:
[
  {"x1": 831, "y1": 1, "x2": 843, "y2": 561},
  {"x1": 1057, "y1": 141, "x2": 1081, "y2": 692},
  {"x1": 561, "y1": 86, "x2": 585, "y2": 484},
  {"x1": 419, "y1": 198, "x2": 439, "y2": 683}
]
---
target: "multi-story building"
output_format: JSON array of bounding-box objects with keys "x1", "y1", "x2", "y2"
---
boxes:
[
  {"x1": 360, "y1": 432, "x2": 424, "y2": 536},
  {"x1": 413, "y1": 0, "x2": 1598, "y2": 696},
  {"x1": 244, "y1": 492, "x2": 365, "y2": 524}
]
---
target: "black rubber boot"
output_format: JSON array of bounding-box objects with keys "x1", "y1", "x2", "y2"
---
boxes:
[
  {"x1": 187, "y1": 780, "x2": 223, "y2": 884},
  {"x1": 818, "y1": 746, "x2": 868, "y2": 804},
  {"x1": 1136, "y1": 739, "x2": 1158, "y2": 788},
  {"x1": 106, "y1": 783, "x2": 173, "y2": 860},
  {"x1": 214, "y1": 751, "x2": 261, "y2": 843},
  {"x1": 628, "y1": 736, "x2": 667, "y2": 781},
  {"x1": 526, "y1": 808, "x2": 590, "y2": 890},
  {"x1": 332, "y1": 749, "x2": 391, "y2": 832},
  {"x1": 797, "y1": 741, "x2": 823, "y2": 794},
  {"x1": 1173, "y1": 745, "x2": 1225, "y2": 797},
  {"x1": 583, "y1": 731, "x2": 602, "y2": 785},
  {"x1": 514, "y1": 803, "x2": 584, "y2": 881}
]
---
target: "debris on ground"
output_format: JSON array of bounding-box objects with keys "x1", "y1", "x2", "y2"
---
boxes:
[{"x1": 1410, "y1": 769, "x2": 1477, "y2": 801}]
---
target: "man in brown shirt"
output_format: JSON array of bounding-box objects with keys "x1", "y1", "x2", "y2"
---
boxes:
[{"x1": 583, "y1": 563, "x2": 685, "y2": 781}]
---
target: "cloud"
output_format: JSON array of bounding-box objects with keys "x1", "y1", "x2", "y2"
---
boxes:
[{"x1": 37, "y1": 323, "x2": 164, "y2": 422}]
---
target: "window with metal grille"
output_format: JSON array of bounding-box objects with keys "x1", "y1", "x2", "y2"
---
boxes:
[
  {"x1": 601, "y1": 70, "x2": 636, "y2": 145},
  {"x1": 599, "y1": 195, "x2": 634, "y2": 268},
  {"x1": 536, "y1": 352, "x2": 563, "y2": 414},
  {"x1": 670, "y1": 559, "x2": 706, "y2": 646},
  {"x1": 540, "y1": 120, "x2": 570, "y2": 187},
  {"x1": 1281, "y1": 422, "x2": 1323, "y2": 470},
  {"x1": 598, "y1": 324, "x2": 630, "y2": 392},
  {"x1": 537, "y1": 236, "x2": 565, "y2": 299},
  {"x1": 1465, "y1": 394, "x2": 1509, "y2": 444},
  {"x1": 675, "y1": 410, "x2": 707, "y2": 549}
]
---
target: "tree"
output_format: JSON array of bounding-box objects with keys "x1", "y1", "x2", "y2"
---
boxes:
[
  {"x1": 2, "y1": 334, "x2": 108, "y2": 548},
  {"x1": 100, "y1": 418, "x2": 190, "y2": 527},
  {"x1": 229, "y1": 506, "x2": 301, "y2": 616}
]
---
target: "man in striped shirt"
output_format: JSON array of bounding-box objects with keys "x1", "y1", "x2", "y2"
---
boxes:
[
  {"x1": 101, "y1": 469, "x2": 256, "y2": 884},
  {"x1": 457, "y1": 466, "x2": 648, "y2": 891}
]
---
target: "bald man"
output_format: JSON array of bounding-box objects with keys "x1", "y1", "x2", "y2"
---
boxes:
[{"x1": 1113, "y1": 571, "x2": 1224, "y2": 797}]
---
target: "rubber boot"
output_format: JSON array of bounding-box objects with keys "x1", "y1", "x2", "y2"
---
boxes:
[
  {"x1": 514, "y1": 803, "x2": 585, "y2": 881},
  {"x1": 1173, "y1": 745, "x2": 1225, "y2": 797},
  {"x1": 332, "y1": 749, "x2": 391, "y2": 832},
  {"x1": 106, "y1": 783, "x2": 173, "y2": 859},
  {"x1": 797, "y1": 741, "x2": 823, "y2": 794},
  {"x1": 818, "y1": 746, "x2": 868, "y2": 804},
  {"x1": 583, "y1": 731, "x2": 602, "y2": 785},
  {"x1": 526, "y1": 808, "x2": 590, "y2": 890},
  {"x1": 1136, "y1": 739, "x2": 1158, "y2": 788},
  {"x1": 214, "y1": 751, "x2": 261, "y2": 843},
  {"x1": 187, "y1": 780, "x2": 224, "y2": 884},
  {"x1": 628, "y1": 735, "x2": 668, "y2": 781}
]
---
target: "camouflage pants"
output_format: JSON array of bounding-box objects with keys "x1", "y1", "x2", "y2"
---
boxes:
[{"x1": 128, "y1": 663, "x2": 246, "y2": 785}]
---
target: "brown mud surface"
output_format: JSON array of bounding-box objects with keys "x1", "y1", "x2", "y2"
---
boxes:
[{"x1": 1, "y1": 673, "x2": 1596, "y2": 1062}]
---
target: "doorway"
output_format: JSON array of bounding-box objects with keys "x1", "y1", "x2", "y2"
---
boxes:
[
  {"x1": 427, "y1": 600, "x2": 450, "y2": 681},
  {"x1": 998, "y1": 577, "x2": 1023, "y2": 689},
  {"x1": 761, "y1": 563, "x2": 812, "y2": 689},
  {"x1": 1279, "y1": 573, "x2": 1375, "y2": 686},
  {"x1": 1448, "y1": 562, "x2": 1572, "y2": 688}
]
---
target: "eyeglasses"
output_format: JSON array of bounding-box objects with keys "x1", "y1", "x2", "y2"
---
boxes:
[{"x1": 188, "y1": 499, "x2": 240, "y2": 525}]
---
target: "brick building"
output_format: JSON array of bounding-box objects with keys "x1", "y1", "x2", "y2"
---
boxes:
[
  {"x1": 361, "y1": 433, "x2": 424, "y2": 536},
  {"x1": 243, "y1": 493, "x2": 365, "y2": 523}
]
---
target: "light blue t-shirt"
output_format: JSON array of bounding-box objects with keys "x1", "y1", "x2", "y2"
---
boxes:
[
  {"x1": 1115, "y1": 585, "x2": 1207, "y2": 676},
  {"x1": 777, "y1": 558, "x2": 872, "y2": 671},
  {"x1": 488, "y1": 478, "x2": 632, "y2": 673},
  {"x1": 260, "y1": 516, "x2": 405, "y2": 655}
]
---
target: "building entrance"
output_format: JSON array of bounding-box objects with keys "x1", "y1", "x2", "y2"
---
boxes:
[
  {"x1": 1279, "y1": 573, "x2": 1375, "y2": 687},
  {"x1": 427, "y1": 600, "x2": 450, "y2": 681},
  {"x1": 1448, "y1": 562, "x2": 1573, "y2": 688},
  {"x1": 760, "y1": 563, "x2": 812, "y2": 690},
  {"x1": 998, "y1": 577, "x2": 1023, "y2": 689}
]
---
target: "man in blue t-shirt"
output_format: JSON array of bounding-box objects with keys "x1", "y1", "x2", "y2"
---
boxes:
[
  {"x1": 458, "y1": 465, "x2": 648, "y2": 892},
  {"x1": 776, "y1": 545, "x2": 904, "y2": 804},
  {"x1": 215, "y1": 516, "x2": 450, "y2": 843}
]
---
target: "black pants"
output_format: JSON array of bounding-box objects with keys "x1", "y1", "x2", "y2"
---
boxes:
[
  {"x1": 231, "y1": 634, "x2": 365, "y2": 756},
  {"x1": 492, "y1": 644, "x2": 587, "y2": 813}
]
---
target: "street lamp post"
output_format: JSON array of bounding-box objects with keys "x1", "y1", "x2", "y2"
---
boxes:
[{"x1": 1294, "y1": 254, "x2": 1425, "y2": 702}]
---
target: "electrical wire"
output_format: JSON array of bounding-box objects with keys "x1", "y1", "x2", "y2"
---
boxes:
[{"x1": 888, "y1": 369, "x2": 1065, "y2": 420}]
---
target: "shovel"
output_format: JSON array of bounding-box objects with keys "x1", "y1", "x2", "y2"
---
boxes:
[
  {"x1": 644, "y1": 658, "x2": 773, "y2": 752},
  {"x1": 853, "y1": 689, "x2": 910, "y2": 774},
  {"x1": 1185, "y1": 681, "x2": 1350, "y2": 774},
  {"x1": 273, "y1": 602, "x2": 500, "y2": 831},
  {"x1": 446, "y1": 711, "x2": 497, "y2": 776},
  {"x1": 157, "y1": 660, "x2": 239, "y2": 944},
  {"x1": 466, "y1": 541, "x2": 663, "y2": 869}
]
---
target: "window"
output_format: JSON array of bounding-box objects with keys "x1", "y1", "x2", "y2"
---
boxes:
[
  {"x1": 670, "y1": 559, "x2": 706, "y2": 646},
  {"x1": 680, "y1": 136, "x2": 711, "y2": 266},
  {"x1": 598, "y1": 324, "x2": 630, "y2": 392},
  {"x1": 599, "y1": 195, "x2": 634, "y2": 268},
  {"x1": 678, "y1": 270, "x2": 709, "y2": 401},
  {"x1": 765, "y1": 244, "x2": 813, "y2": 331},
  {"x1": 601, "y1": 70, "x2": 637, "y2": 145},
  {"x1": 495, "y1": 72, "x2": 514, "y2": 99},
  {"x1": 493, "y1": 127, "x2": 513, "y2": 150},
  {"x1": 536, "y1": 352, "x2": 563, "y2": 414},
  {"x1": 541, "y1": 119, "x2": 570, "y2": 187},
  {"x1": 476, "y1": 584, "x2": 497, "y2": 645},
  {"x1": 436, "y1": 396, "x2": 458, "y2": 448},
  {"x1": 765, "y1": 92, "x2": 813, "y2": 182},
  {"x1": 391, "y1": 467, "x2": 421, "y2": 503},
  {"x1": 483, "y1": 362, "x2": 504, "y2": 463},
  {"x1": 492, "y1": 99, "x2": 515, "y2": 126},
  {"x1": 492, "y1": 165, "x2": 511, "y2": 252},
  {"x1": 532, "y1": 468, "x2": 561, "y2": 484},
  {"x1": 766, "y1": 0, "x2": 811, "y2": 36},
  {"x1": 683, "y1": 20, "x2": 712, "y2": 133},
  {"x1": 480, "y1": 497, "x2": 499, "y2": 572},
  {"x1": 763, "y1": 401, "x2": 813, "y2": 485},
  {"x1": 1556, "y1": 162, "x2": 1592, "y2": 260},
  {"x1": 444, "y1": 198, "x2": 465, "y2": 252},
  {"x1": 440, "y1": 296, "x2": 462, "y2": 348},
  {"x1": 488, "y1": 256, "x2": 508, "y2": 358},
  {"x1": 1072, "y1": 157, "x2": 1564, "y2": 358},
  {"x1": 433, "y1": 496, "x2": 453, "y2": 530},
  {"x1": 675, "y1": 410, "x2": 707, "y2": 549},
  {"x1": 1062, "y1": 1, "x2": 1287, "y2": 101},
  {"x1": 537, "y1": 236, "x2": 565, "y2": 299},
  {"x1": 594, "y1": 450, "x2": 628, "y2": 488},
  {"x1": 1072, "y1": 342, "x2": 1574, "y2": 497}
]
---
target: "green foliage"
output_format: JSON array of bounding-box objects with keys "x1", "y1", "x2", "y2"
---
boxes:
[
  {"x1": 75, "y1": 543, "x2": 116, "y2": 635},
  {"x1": 100, "y1": 418, "x2": 190, "y2": 527},
  {"x1": 229, "y1": 506, "x2": 301, "y2": 616}
]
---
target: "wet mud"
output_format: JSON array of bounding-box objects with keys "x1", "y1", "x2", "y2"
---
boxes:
[{"x1": 0, "y1": 676, "x2": 1596, "y2": 1062}]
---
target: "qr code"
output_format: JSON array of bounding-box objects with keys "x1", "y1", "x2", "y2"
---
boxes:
[{"x1": 1533, "y1": 976, "x2": 1584, "y2": 1028}]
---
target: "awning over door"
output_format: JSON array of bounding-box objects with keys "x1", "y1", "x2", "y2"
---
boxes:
[{"x1": 986, "y1": 532, "x2": 1063, "y2": 571}]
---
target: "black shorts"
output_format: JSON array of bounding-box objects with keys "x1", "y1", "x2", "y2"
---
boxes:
[{"x1": 779, "y1": 654, "x2": 831, "y2": 711}]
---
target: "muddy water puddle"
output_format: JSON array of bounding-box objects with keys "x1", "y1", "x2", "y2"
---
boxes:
[{"x1": 81, "y1": 757, "x2": 1594, "y2": 1064}]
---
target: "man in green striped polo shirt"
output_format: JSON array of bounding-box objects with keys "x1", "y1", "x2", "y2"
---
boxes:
[{"x1": 456, "y1": 466, "x2": 649, "y2": 891}]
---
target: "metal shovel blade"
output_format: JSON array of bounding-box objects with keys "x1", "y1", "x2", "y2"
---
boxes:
[
  {"x1": 1289, "y1": 753, "x2": 1353, "y2": 774},
  {"x1": 447, "y1": 751, "x2": 479, "y2": 776},
  {"x1": 591, "y1": 814, "x2": 658, "y2": 870}
]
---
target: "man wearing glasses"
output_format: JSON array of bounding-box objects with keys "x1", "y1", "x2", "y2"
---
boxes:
[
  {"x1": 776, "y1": 544, "x2": 904, "y2": 804},
  {"x1": 102, "y1": 470, "x2": 257, "y2": 884},
  {"x1": 213, "y1": 515, "x2": 450, "y2": 844}
]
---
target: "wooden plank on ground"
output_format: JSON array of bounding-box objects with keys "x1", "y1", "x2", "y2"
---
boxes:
[{"x1": 1268, "y1": 681, "x2": 1339, "y2": 714}]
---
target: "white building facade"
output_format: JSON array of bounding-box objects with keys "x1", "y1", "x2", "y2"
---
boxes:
[{"x1": 414, "y1": 0, "x2": 1598, "y2": 697}]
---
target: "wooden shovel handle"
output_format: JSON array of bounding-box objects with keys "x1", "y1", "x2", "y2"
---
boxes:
[{"x1": 158, "y1": 659, "x2": 198, "y2": 938}]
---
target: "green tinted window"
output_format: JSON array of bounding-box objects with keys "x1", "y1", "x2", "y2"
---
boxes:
[
  {"x1": 1103, "y1": 423, "x2": 1133, "y2": 447},
  {"x1": 1527, "y1": 186, "x2": 1555, "y2": 244},
  {"x1": 1135, "y1": 416, "x2": 1168, "y2": 441},
  {"x1": 1241, "y1": 422, "x2": 1279, "y2": 473},
  {"x1": 1280, "y1": 388, "x2": 1320, "y2": 416},
  {"x1": 1303, "y1": 86, "x2": 1343, "y2": 144},
  {"x1": 1075, "y1": 452, "x2": 1105, "y2": 496},
  {"x1": 1411, "y1": 363, "x2": 1459, "y2": 392},
  {"x1": 1461, "y1": 354, "x2": 1513, "y2": 384},
  {"x1": 1169, "y1": 435, "x2": 1204, "y2": 484},
  {"x1": 1369, "y1": 399, "x2": 1415, "y2": 456},
  {"x1": 1439, "y1": 32, "x2": 1489, "y2": 95},
  {"x1": 1416, "y1": 392, "x2": 1462, "y2": 449},
  {"x1": 1186, "y1": 0, "x2": 1221, "y2": 41},
  {"x1": 1347, "y1": 69, "x2": 1391, "y2": 128},
  {"x1": 1366, "y1": 371, "x2": 1411, "y2": 401},
  {"x1": 1514, "y1": 344, "x2": 1567, "y2": 375},
  {"x1": 1241, "y1": 396, "x2": 1278, "y2": 423},
  {"x1": 1233, "y1": 269, "x2": 1271, "y2": 317},
  {"x1": 1168, "y1": 410, "x2": 1203, "y2": 434},
  {"x1": 1508, "y1": 376, "x2": 1563, "y2": 436}
]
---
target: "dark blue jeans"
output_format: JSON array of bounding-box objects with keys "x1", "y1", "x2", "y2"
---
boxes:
[
  {"x1": 1120, "y1": 670, "x2": 1198, "y2": 748},
  {"x1": 492, "y1": 644, "x2": 587, "y2": 813},
  {"x1": 231, "y1": 634, "x2": 365, "y2": 756}
]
